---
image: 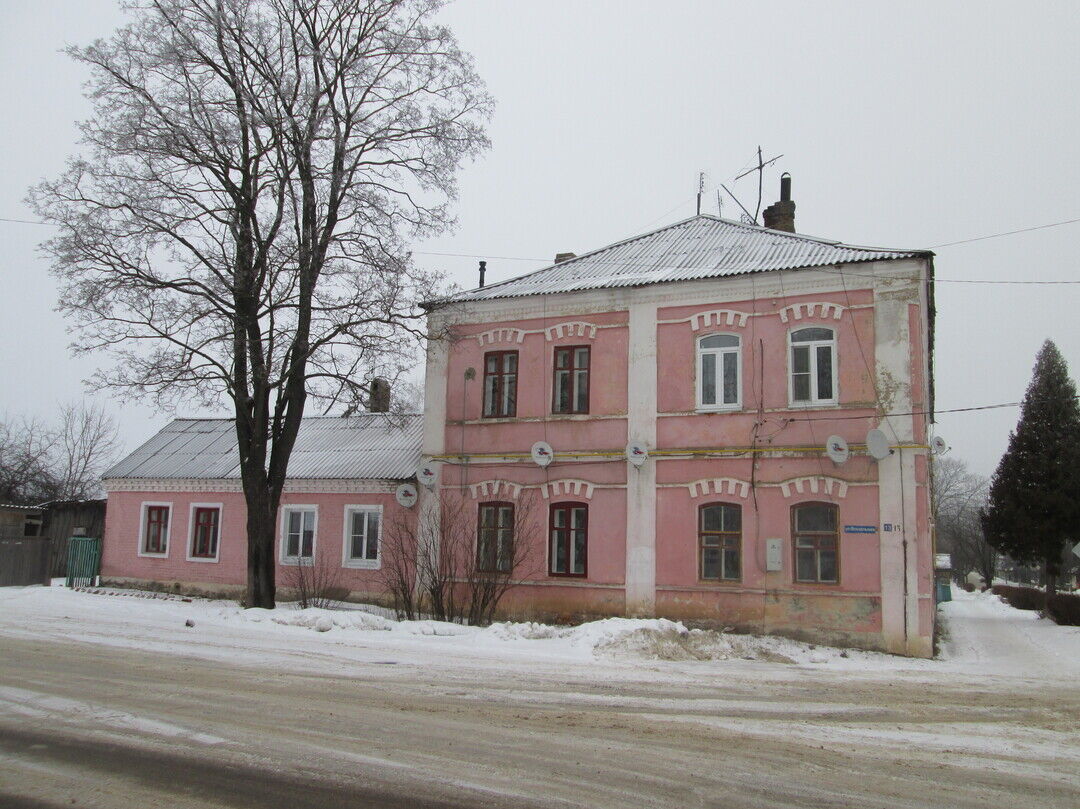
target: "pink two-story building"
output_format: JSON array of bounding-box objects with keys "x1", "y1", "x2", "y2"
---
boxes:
[
  {"x1": 423, "y1": 200, "x2": 935, "y2": 655},
  {"x1": 100, "y1": 187, "x2": 936, "y2": 656}
]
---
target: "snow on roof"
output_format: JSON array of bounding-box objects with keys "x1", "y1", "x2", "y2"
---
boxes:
[
  {"x1": 104, "y1": 414, "x2": 422, "y2": 481},
  {"x1": 448, "y1": 215, "x2": 931, "y2": 302}
]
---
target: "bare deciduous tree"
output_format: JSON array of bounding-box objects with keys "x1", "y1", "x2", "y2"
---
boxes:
[
  {"x1": 30, "y1": 0, "x2": 491, "y2": 607},
  {"x1": 932, "y1": 456, "x2": 994, "y2": 585},
  {"x1": 0, "y1": 403, "x2": 119, "y2": 505},
  {"x1": 53, "y1": 402, "x2": 121, "y2": 501},
  {"x1": 0, "y1": 415, "x2": 56, "y2": 505},
  {"x1": 380, "y1": 489, "x2": 541, "y2": 625}
]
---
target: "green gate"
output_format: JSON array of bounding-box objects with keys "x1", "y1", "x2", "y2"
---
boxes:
[{"x1": 65, "y1": 537, "x2": 101, "y2": 588}]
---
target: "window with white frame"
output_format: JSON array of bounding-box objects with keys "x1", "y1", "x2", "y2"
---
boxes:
[
  {"x1": 697, "y1": 334, "x2": 741, "y2": 409},
  {"x1": 188, "y1": 505, "x2": 221, "y2": 561},
  {"x1": 790, "y1": 327, "x2": 836, "y2": 405},
  {"x1": 281, "y1": 506, "x2": 316, "y2": 563},
  {"x1": 343, "y1": 506, "x2": 381, "y2": 568},
  {"x1": 139, "y1": 503, "x2": 171, "y2": 556}
]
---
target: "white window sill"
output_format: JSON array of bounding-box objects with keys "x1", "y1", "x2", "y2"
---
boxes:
[
  {"x1": 695, "y1": 405, "x2": 742, "y2": 414},
  {"x1": 788, "y1": 401, "x2": 840, "y2": 409},
  {"x1": 343, "y1": 559, "x2": 381, "y2": 570},
  {"x1": 137, "y1": 551, "x2": 169, "y2": 559},
  {"x1": 281, "y1": 557, "x2": 314, "y2": 567},
  {"x1": 186, "y1": 555, "x2": 219, "y2": 564}
]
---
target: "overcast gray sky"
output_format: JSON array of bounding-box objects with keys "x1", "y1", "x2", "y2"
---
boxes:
[{"x1": 2, "y1": 0, "x2": 1078, "y2": 478}]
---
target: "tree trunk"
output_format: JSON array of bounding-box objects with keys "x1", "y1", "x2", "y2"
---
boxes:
[{"x1": 244, "y1": 484, "x2": 277, "y2": 609}]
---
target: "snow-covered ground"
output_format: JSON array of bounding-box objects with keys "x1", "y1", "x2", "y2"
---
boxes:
[
  {"x1": 0, "y1": 581, "x2": 1076, "y2": 682},
  {"x1": 2, "y1": 583, "x2": 1078, "y2": 808}
]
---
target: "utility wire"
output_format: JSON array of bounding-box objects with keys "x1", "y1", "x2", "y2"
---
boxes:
[
  {"x1": 793, "y1": 397, "x2": 1060, "y2": 423},
  {"x1": 9, "y1": 213, "x2": 1080, "y2": 284}
]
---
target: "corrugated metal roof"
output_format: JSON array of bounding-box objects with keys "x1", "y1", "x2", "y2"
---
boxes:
[
  {"x1": 450, "y1": 215, "x2": 931, "y2": 302},
  {"x1": 104, "y1": 414, "x2": 422, "y2": 481}
]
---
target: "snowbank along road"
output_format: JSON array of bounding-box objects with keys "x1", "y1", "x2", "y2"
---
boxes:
[{"x1": 0, "y1": 585, "x2": 1077, "y2": 808}]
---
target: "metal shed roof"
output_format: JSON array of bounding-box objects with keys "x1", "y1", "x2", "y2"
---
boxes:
[
  {"x1": 104, "y1": 415, "x2": 422, "y2": 481},
  {"x1": 448, "y1": 215, "x2": 931, "y2": 302}
]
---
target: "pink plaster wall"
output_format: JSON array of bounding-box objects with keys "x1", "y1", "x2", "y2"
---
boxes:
[{"x1": 102, "y1": 488, "x2": 408, "y2": 594}]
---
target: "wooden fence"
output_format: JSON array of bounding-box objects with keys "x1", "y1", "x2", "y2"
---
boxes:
[{"x1": 0, "y1": 537, "x2": 53, "y2": 587}]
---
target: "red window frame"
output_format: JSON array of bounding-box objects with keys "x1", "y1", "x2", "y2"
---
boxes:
[
  {"x1": 477, "y1": 501, "x2": 515, "y2": 573},
  {"x1": 792, "y1": 502, "x2": 840, "y2": 584},
  {"x1": 143, "y1": 505, "x2": 169, "y2": 554},
  {"x1": 552, "y1": 345, "x2": 590, "y2": 414},
  {"x1": 698, "y1": 502, "x2": 741, "y2": 581},
  {"x1": 549, "y1": 502, "x2": 588, "y2": 577},
  {"x1": 482, "y1": 351, "x2": 518, "y2": 418},
  {"x1": 191, "y1": 507, "x2": 219, "y2": 559}
]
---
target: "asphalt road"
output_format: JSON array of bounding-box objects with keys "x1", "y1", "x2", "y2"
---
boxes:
[{"x1": 0, "y1": 634, "x2": 1078, "y2": 808}]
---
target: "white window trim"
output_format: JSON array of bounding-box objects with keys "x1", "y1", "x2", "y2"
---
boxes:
[
  {"x1": 695, "y1": 333, "x2": 742, "y2": 412},
  {"x1": 186, "y1": 502, "x2": 223, "y2": 563},
  {"x1": 341, "y1": 504, "x2": 383, "y2": 570},
  {"x1": 137, "y1": 501, "x2": 173, "y2": 558},
  {"x1": 788, "y1": 328, "x2": 839, "y2": 407},
  {"x1": 280, "y1": 505, "x2": 318, "y2": 566}
]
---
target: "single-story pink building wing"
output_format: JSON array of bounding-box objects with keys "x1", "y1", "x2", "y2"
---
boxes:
[{"x1": 101, "y1": 414, "x2": 421, "y2": 597}]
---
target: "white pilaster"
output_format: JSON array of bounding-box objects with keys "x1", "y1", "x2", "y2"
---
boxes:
[
  {"x1": 625, "y1": 300, "x2": 658, "y2": 615},
  {"x1": 874, "y1": 286, "x2": 919, "y2": 654}
]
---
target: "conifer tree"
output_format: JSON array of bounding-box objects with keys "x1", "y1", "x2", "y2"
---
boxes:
[{"x1": 981, "y1": 340, "x2": 1080, "y2": 597}]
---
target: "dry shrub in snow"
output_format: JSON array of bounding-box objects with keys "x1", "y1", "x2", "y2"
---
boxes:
[
  {"x1": 1046, "y1": 592, "x2": 1080, "y2": 626},
  {"x1": 991, "y1": 584, "x2": 1045, "y2": 611},
  {"x1": 283, "y1": 554, "x2": 346, "y2": 610}
]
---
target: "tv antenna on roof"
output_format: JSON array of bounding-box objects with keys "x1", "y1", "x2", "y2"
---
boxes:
[{"x1": 720, "y1": 145, "x2": 784, "y2": 225}]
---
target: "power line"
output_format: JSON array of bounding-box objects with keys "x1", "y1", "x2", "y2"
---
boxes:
[
  {"x1": 793, "y1": 398, "x2": 1058, "y2": 423},
  {"x1": 9, "y1": 212, "x2": 1080, "y2": 284},
  {"x1": 929, "y1": 217, "x2": 1080, "y2": 248}
]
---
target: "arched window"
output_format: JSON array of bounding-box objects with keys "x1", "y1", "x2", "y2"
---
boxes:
[
  {"x1": 792, "y1": 502, "x2": 839, "y2": 583},
  {"x1": 697, "y1": 334, "x2": 741, "y2": 409},
  {"x1": 699, "y1": 503, "x2": 741, "y2": 580},
  {"x1": 790, "y1": 327, "x2": 836, "y2": 405}
]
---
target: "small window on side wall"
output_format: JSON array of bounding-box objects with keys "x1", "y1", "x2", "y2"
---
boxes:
[
  {"x1": 282, "y1": 506, "x2": 316, "y2": 564},
  {"x1": 697, "y1": 334, "x2": 740, "y2": 409},
  {"x1": 790, "y1": 327, "x2": 836, "y2": 405},
  {"x1": 552, "y1": 346, "x2": 590, "y2": 414},
  {"x1": 482, "y1": 351, "x2": 518, "y2": 418},
  {"x1": 792, "y1": 502, "x2": 839, "y2": 583},
  {"x1": 699, "y1": 503, "x2": 741, "y2": 581}
]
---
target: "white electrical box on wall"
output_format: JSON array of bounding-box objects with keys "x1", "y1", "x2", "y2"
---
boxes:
[{"x1": 765, "y1": 538, "x2": 783, "y2": 571}]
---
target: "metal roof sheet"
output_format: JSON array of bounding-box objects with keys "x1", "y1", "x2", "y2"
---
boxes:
[
  {"x1": 449, "y1": 215, "x2": 931, "y2": 302},
  {"x1": 104, "y1": 414, "x2": 422, "y2": 481}
]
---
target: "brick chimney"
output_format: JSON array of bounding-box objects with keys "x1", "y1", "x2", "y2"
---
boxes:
[
  {"x1": 368, "y1": 378, "x2": 391, "y2": 412},
  {"x1": 554, "y1": 252, "x2": 576, "y2": 264},
  {"x1": 762, "y1": 173, "x2": 795, "y2": 232}
]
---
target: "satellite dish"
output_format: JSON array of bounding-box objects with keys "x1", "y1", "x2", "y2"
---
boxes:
[
  {"x1": 395, "y1": 483, "x2": 418, "y2": 508},
  {"x1": 931, "y1": 435, "x2": 949, "y2": 455},
  {"x1": 531, "y1": 441, "x2": 554, "y2": 468},
  {"x1": 866, "y1": 429, "x2": 891, "y2": 461},
  {"x1": 625, "y1": 442, "x2": 648, "y2": 467},
  {"x1": 825, "y1": 435, "x2": 849, "y2": 465},
  {"x1": 416, "y1": 464, "x2": 437, "y2": 488}
]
